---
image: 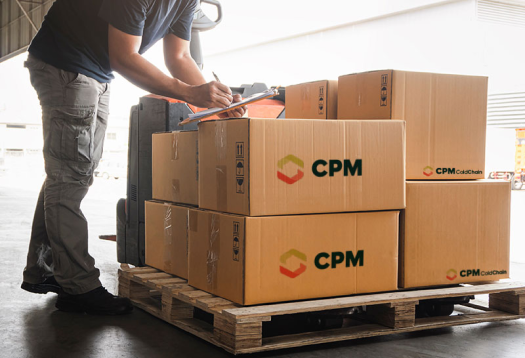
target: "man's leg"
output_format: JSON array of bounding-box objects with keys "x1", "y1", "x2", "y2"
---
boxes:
[
  {"x1": 23, "y1": 184, "x2": 54, "y2": 281},
  {"x1": 21, "y1": 183, "x2": 59, "y2": 294},
  {"x1": 42, "y1": 92, "x2": 105, "y2": 295},
  {"x1": 23, "y1": 55, "x2": 131, "y2": 314},
  {"x1": 23, "y1": 55, "x2": 104, "y2": 294}
]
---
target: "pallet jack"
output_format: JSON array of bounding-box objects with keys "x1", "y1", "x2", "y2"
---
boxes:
[
  {"x1": 114, "y1": 1, "x2": 285, "y2": 266},
  {"x1": 116, "y1": 87, "x2": 284, "y2": 266}
]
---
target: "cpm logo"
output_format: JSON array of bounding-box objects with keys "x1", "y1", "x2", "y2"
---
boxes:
[
  {"x1": 280, "y1": 249, "x2": 307, "y2": 278},
  {"x1": 423, "y1": 166, "x2": 434, "y2": 177},
  {"x1": 277, "y1": 155, "x2": 304, "y2": 184},
  {"x1": 446, "y1": 269, "x2": 457, "y2": 281}
]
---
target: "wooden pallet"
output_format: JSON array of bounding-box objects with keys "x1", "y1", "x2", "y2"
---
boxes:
[{"x1": 118, "y1": 266, "x2": 525, "y2": 355}]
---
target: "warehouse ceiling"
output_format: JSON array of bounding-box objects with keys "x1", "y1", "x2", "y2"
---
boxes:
[{"x1": 0, "y1": 0, "x2": 52, "y2": 63}]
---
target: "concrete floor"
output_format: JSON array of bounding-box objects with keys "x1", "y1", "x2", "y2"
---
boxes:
[{"x1": 1, "y1": 177, "x2": 525, "y2": 358}]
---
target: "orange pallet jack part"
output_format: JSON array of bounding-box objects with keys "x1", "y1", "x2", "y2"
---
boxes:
[
  {"x1": 144, "y1": 94, "x2": 284, "y2": 120},
  {"x1": 245, "y1": 99, "x2": 284, "y2": 119}
]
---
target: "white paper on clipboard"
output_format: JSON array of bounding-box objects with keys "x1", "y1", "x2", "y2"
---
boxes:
[{"x1": 179, "y1": 87, "x2": 279, "y2": 126}]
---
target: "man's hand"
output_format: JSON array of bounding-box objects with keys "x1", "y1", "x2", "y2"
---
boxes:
[
  {"x1": 187, "y1": 81, "x2": 233, "y2": 109},
  {"x1": 218, "y1": 94, "x2": 247, "y2": 118},
  {"x1": 163, "y1": 34, "x2": 235, "y2": 110}
]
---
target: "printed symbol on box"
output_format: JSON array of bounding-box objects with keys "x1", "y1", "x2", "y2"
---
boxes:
[
  {"x1": 236, "y1": 159, "x2": 244, "y2": 176},
  {"x1": 236, "y1": 142, "x2": 245, "y2": 158},
  {"x1": 318, "y1": 86, "x2": 325, "y2": 115},
  {"x1": 446, "y1": 269, "x2": 457, "y2": 281},
  {"x1": 423, "y1": 166, "x2": 434, "y2": 177},
  {"x1": 236, "y1": 177, "x2": 245, "y2": 194},
  {"x1": 233, "y1": 221, "x2": 240, "y2": 235},
  {"x1": 380, "y1": 74, "x2": 388, "y2": 106},
  {"x1": 277, "y1": 154, "x2": 304, "y2": 185},
  {"x1": 280, "y1": 249, "x2": 307, "y2": 278},
  {"x1": 233, "y1": 236, "x2": 240, "y2": 261}
]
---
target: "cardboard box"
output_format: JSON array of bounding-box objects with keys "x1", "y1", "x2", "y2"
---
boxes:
[
  {"x1": 152, "y1": 131, "x2": 198, "y2": 205},
  {"x1": 338, "y1": 70, "x2": 487, "y2": 179},
  {"x1": 400, "y1": 180, "x2": 510, "y2": 288},
  {"x1": 198, "y1": 118, "x2": 406, "y2": 216},
  {"x1": 188, "y1": 209, "x2": 399, "y2": 305},
  {"x1": 145, "y1": 201, "x2": 192, "y2": 279},
  {"x1": 286, "y1": 80, "x2": 338, "y2": 119}
]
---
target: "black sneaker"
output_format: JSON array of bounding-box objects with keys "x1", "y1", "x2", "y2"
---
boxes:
[
  {"x1": 21, "y1": 276, "x2": 61, "y2": 294},
  {"x1": 55, "y1": 286, "x2": 133, "y2": 315}
]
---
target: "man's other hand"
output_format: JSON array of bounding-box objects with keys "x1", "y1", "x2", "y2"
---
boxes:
[
  {"x1": 188, "y1": 81, "x2": 233, "y2": 108},
  {"x1": 218, "y1": 94, "x2": 247, "y2": 118}
]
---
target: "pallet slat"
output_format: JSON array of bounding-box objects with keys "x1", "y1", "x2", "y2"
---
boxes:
[{"x1": 222, "y1": 281, "x2": 525, "y2": 321}]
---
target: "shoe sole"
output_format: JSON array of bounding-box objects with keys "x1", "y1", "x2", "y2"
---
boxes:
[
  {"x1": 21, "y1": 282, "x2": 60, "y2": 295},
  {"x1": 56, "y1": 298, "x2": 134, "y2": 315}
]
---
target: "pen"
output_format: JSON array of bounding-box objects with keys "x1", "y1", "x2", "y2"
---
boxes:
[{"x1": 212, "y1": 71, "x2": 221, "y2": 83}]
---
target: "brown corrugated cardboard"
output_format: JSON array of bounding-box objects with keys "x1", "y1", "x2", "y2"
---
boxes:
[
  {"x1": 338, "y1": 70, "x2": 487, "y2": 180},
  {"x1": 145, "y1": 201, "x2": 192, "y2": 279},
  {"x1": 198, "y1": 118, "x2": 406, "y2": 216},
  {"x1": 400, "y1": 180, "x2": 510, "y2": 288},
  {"x1": 286, "y1": 80, "x2": 338, "y2": 119},
  {"x1": 152, "y1": 131, "x2": 198, "y2": 205},
  {"x1": 188, "y1": 209, "x2": 399, "y2": 305}
]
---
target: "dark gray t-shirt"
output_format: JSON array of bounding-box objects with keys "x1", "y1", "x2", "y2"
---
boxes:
[{"x1": 29, "y1": 0, "x2": 197, "y2": 83}]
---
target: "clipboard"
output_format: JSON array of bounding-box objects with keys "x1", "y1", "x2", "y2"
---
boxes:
[{"x1": 179, "y1": 87, "x2": 279, "y2": 126}]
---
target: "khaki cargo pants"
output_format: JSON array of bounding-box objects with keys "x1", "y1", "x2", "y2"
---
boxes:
[{"x1": 22, "y1": 54, "x2": 110, "y2": 294}]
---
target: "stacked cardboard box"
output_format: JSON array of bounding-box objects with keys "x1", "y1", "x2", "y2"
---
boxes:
[
  {"x1": 285, "y1": 80, "x2": 338, "y2": 120},
  {"x1": 193, "y1": 118, "x2": 406, "y2": 304},
  {"x1": 145, "y1": 201, "x2": 194, "y2": 279},
  {"x1": 152, "y1": 131, "x2": 198, "y2": 205},
  {"x1": 145, "y1": 130, "x2": 198, "y2": 278},
  {"x1": 335, "y1": 70, "x2": 510, "y2": 288},
  {"x1": 337, "y1": 70, "x2": 487, "y2": 180},
  {"x1": 400, "y1": 180, "x2": 510, "y2": 288}
]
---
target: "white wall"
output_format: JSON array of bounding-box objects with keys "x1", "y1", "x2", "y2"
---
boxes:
[
  {"x1": 200, "y1": 0, "x2": 461, "y2": 56},
  {"x1": 485, "y1": 128, "x2": 516, "y2": 173},
  {"x1": 203, "y1": 0, "x2": 525, "y2": 95},
  {"x1": 0, "y1": 124, "x2": 41, "y2": 150}
]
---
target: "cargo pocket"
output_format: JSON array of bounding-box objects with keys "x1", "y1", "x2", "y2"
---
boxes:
[{"x1": 49, "y1": 107, "x2": 96, "y2": 162}]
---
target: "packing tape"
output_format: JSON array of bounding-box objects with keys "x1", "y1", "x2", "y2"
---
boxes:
[
  {"x1": 186, "y1": 210, "x2": 190, "y2": 257},
  {"x1": 164, "y1": 205, "x2": 173, "y2": 273},
  {"x1": 216, "y1": 165, "x2": 227, "y2": 212},
  {"x1": 172, "y1": 179, "x2": 180, "y2": 202},
  {"x1": 172, "y1": 132, "x2": 179, "y2": 160},
  {"x1": 429, "y1": 74, "x2": 437, "y2": 165},
  {"x1": 206, "y1": 213, "x2": 220, "y2": 289},
  {"x1": 301, "y1": 85, "x2": 310, "y2": 111},
  {"x1": 195, "y1": 138, "x2": 199, "y2": 182},
  {"x1": 189, "y1": 210, "x2": 198, "y2": 232},
  {"x1": 214, "y1": 121, "x2": 227, "y2": 161}
]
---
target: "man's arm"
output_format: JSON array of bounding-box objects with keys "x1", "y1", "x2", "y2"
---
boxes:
[
  {"x1": 163, "y1": 33, "x2": 246, "y2": 117},
  {"x1": 108, "y1": 24, "x2": 232, "y2": 109},
  {"x1": 163, "y1": 32, "x2": 206, "y2": 86}
]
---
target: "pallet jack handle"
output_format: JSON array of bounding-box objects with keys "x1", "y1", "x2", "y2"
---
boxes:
[{"x1": 190, "y1": 0, "x2": 223, "y2": 70}]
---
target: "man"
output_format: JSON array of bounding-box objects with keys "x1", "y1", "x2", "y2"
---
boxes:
[{"x1": 21, "y1": 0, "x2": 245, "y2": 315}]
